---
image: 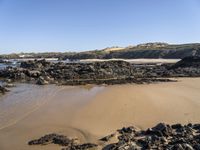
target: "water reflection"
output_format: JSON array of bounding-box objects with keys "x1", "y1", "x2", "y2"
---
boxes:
[{"x1": 0, "y1": 84, "x2": 104, "y2": 129}]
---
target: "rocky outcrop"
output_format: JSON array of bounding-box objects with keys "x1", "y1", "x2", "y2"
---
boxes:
[
  {"x1": 105, "y1": 123, "x2": 200, "y2": 150},
  {"x1": 0, "y1": 56, "x2": 200, "y2": 87},
  {"x1": 171, "y1": 56, "x2": 200, "y2": 69},
  {"x1": 166, "y1": 56, "x2": 200, "y2": 77},
  {"x1": 20, "y1": 59, "x2": 51, "y2": 69},
  {"x1": 0, "y1": 59, "x2": 176, "y2": 86},
  {"x1": 28, "y1": 123, "x2": 200, "y2": 150},
  {"x1": 28, "y1": 133, "x2": 75, "y2": 146},
  {"x1": 28, "y1": 133, "x2": 97, "y2": 150}
]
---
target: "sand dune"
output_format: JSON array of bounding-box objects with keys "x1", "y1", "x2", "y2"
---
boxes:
[{"x1": 0, "y1": 78, "x2": 200, "y2": 149}]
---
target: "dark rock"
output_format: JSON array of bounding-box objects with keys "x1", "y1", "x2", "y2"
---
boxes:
[
  {"x1": 193, "y1": 144, "x2": 200, "y2": 150},
  {"x1": 188, "y1": 123, "x2": 193, "y2": 128},
  {"x1": 100, "y1": 134, "x2": 115, "y2": 142},
  {"x1": 52, "y1": 135, "x2": 74, "y2": 146},
  {"x1": 152, "y1": 123, "x2": 172, "y2": 137},
  {"x1": 171, "y1": 56, "x2": 200, "y2": 69},
  {"x1": 193, "y1": 124, "x2": 200, "y2": 130},
  {"x1": 20, "y1": 59, "x2": 51, "y2": 69},
  {"x1": 28, "y1": 133, "x2": 73, "y2": 146},
  {"x1": 170, "y1": 144, "x2": 185, "y2": 150},
  {"x1": 28, "y1": 123, "x2": 200, "y2": 150},
  {"x1": 66, "y1": 143, "x2": 98, "y2": 150},
  {"x1": 137, "y1": 138, "x2": 151, "y2": 149},
  {"x1": 0, "y1": 59, "x2": 176, "y2": 87},
  {"x1": 171, "y1": 124, "x2": 183, "y2": 129},
  {"x1": 118, "y1": 126, "x2": 136, "y2": 134},
  {"x1": 145, "y1": 128, "x2": 164, "y2": 137},
  {"x1": 1, "y1": 56, "x2": 200, "y2": 92},
  {"x1": 36, "y1": 76, "x2": 48, "y2": 85},
  {"x1": 0, "y1": 85, "x2": 9, "y2": 94}
]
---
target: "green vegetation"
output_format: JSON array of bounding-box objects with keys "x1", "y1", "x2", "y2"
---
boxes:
[{"x1": 1, "y1": 43, "x2": 200, "y2": 60}]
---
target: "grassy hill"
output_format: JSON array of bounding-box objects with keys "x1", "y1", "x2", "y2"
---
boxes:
[{"x1": 1, "y1": 43, "x2": 200, "y2": 60}]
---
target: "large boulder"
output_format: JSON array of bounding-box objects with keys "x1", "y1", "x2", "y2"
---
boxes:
[{"x1": 171, "y1": 56, "x2": 200, "y2": 69}]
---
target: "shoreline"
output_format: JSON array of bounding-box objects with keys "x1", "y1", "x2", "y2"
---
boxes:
[
  {"x1": 0, "y1": 56, "x2": 200, "y2": 90},
  {"x1": 0, "y1": 78, "x2": 200, "y2": 149}
]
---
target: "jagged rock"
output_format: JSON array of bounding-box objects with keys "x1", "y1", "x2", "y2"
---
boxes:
[
  {"x1": 28, "y1": 123, "x2": 200, "y2": 150},
  {"x1": 152, "y1": 123, "x2": 172, "y2": 137},
  {"x1": 28, "y1": 133, "x2": 97, "y2": 150}
]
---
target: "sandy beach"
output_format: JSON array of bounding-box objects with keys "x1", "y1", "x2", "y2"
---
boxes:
[
  {"x1": 80, "y1": 58, "x2": 180, "y2": 64},
  {"x1": 0, "y1": 78, "x2": 200, "y2": 149}
]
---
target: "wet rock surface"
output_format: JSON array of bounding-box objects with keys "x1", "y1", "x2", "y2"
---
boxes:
[
  {"x1": 28, "y1": 123, "x2": 200, "y2": 150},
  {"x1": 0, "y1": 56, "x2": 200, "y2": 87}
]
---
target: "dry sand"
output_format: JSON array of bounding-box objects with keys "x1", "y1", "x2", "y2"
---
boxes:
[{"x1": 0, "y1": 78, "x2": 200, "y2": 149}]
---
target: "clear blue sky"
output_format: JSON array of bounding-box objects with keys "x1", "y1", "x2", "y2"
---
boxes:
[{"x1": 0, "y1": 0, "x2": 200, "y2": 54}]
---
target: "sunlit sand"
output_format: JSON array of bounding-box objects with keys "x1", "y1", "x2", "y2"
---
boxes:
[{"x1": 0, "y1": 78, "x2": 200, "y2": 149}]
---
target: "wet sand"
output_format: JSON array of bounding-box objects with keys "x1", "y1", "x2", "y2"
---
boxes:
[
  {"x1": 0, "y1": 78, "x2": 200, "y2": 149},
  {"x1": 80, "y1": 58, "x2": 180, "y2": 64}
]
